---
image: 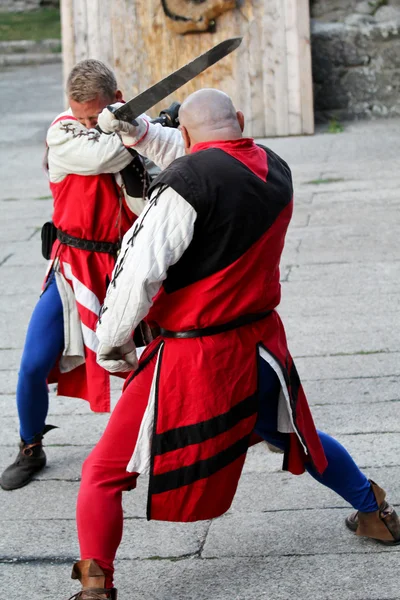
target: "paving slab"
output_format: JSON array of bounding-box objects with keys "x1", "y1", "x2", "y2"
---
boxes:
[
  {"x1": 0, "y1": 517, "x2": 209, "y2": 561},
  {"x1": 328, "y1": 123, "x2": 400, "y2": 163},
  {"x1": 1, "y1": 478, "x2": 150, "y2": 520},
  {"x1": 295, "y1": 351, "x2": 400, "y2": 380},
  {"x1": 2, "y1": 554, "x2": 400, "y2": 600},
  {"x1": 0, "y1": 64, "x2": 62, "y2": 201},
  {"x1": 0, "y1": 265, "x2": 47, "y2": 296},
  {"x1": 301, "y1": 175, "x2": 400, "y2": 194},
  {"x1": 311, "y1": 400, "x2": 400, "y2": 434},
  {"x1": 293, "y1": 227, "x2": 400, "y2": 263},
  {"x1": 304, "y1": 376, "x2": 400, "y2": 405},
  {"x1": 314, "y1": 183, "x2": 400, "y2": 202},
  {"x1": 1, "y1": 414, "x2": 110, "y2": 446},
  {"x1": 202, "y1": 508, "x2": 400, "y2": 558},
  {"x1": 285, "y1": 328, "x2": 400, "y2": 360},
  {"x1": 231, "y1": 466, "x2": 400, "y2": 513},
  {"x1": 280, "y1": 288, "x2": 399, "y2": 318},
  {"x1": 0, "y1": 445, "x2": 91, "y2": 481},
  {"x1": 243, "y1": 435, "x2": 400, "y2": 472},
  {"x1": 0, "y1": 392, "x2": 112, "y2": 417},
  {"x1": 287, "y1": 261, "x2": 400, "y2": 292},
  {"x1": 0, "y1": 370, "x2": 19, "y2": 395},
  {"x1": 0, "y1": 224, "x2": 42, "y2": 243}
]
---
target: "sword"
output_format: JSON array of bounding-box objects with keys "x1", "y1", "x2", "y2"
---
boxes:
[{"x1": 111, "y1": 36, "x2": 242, "y2": 125}]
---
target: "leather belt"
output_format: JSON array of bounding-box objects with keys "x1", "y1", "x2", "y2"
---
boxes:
[
  {"x1": 57, "y1": 230, "x2": 121, "y2": 255},
  {"x1": 160, "y1": 311, "x2": 272, "y2": 338}
]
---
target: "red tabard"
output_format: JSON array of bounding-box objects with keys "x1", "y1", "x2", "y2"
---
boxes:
[
  {"x1": 123, "y1": 199, "x2": 327, "y2": 522},
  {"x1": 47, "y1": 169, "x2": 136, "y2": 413}
]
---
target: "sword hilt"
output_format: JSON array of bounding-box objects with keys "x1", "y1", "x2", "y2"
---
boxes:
[
  {"x1": 108, "y1": 104, "x2": 138, "y2": 127},
  {"x1": 151, "y1": 101, "x2": 181, "y2": 128}
]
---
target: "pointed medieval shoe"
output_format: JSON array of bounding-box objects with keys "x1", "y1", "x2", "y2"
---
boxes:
[
  {"x1": 0, "y1": 425, "x2": 57, "y2": 491},
  {"x1": 69, "y1": 559, "x2": 117, "y2": 600},
  {"x1": 345, "y1": 480, "x2": 400, "y2": 545}
]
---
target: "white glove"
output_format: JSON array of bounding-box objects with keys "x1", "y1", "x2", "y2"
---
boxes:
[
  {"x1": 97, "y1": 103, "x2": 147, "y2": 143},
  {"x1": 97, "y1": 339, "x2": 138, "y2": 373}
]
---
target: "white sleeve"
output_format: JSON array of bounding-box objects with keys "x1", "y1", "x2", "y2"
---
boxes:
[
  {"x1": 97, "y1": 186, "x2": 196, "y2": 347},
  {"x1": 123, "y1": 119, "x2": 185, "y2": 170},
  {"x1": 47, "y1": 115, "x2": 133, "y2": 183}
]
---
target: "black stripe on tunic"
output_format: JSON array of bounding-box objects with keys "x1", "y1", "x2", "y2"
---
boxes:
[
  {"x1": 152, "y1": 434, "x2": 251, "y2": 494},
  {"x1": 153, "y1": 392, "x2": 258, "y2": 455}
]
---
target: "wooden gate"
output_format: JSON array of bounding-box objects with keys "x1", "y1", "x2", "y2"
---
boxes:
[{"x1": 61, "y1": 0, "x2": 314, "y2": 137}]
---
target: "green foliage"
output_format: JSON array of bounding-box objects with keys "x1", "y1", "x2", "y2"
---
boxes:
[
  {"x1": 369, "y1": 0, "x2": 388, "y2": 16},
  {"x1": 0, "y1": 8, "x2": 61, "y2": 42},
  {"x1": 306, "y1": 178, "x2": 345, "y2": 185},
  {"x1": 328, "y1": 118, "x2": 344, "y2": 134}
]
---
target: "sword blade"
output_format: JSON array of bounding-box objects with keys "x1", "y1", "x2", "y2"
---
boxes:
[{"x1": 114, "y1": 36, "x2": 242, "y2": 122}]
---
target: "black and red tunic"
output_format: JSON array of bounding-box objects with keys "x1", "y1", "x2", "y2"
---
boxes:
[{"x1": 98, "y1": 137, "x2": 327, "y2": 521}]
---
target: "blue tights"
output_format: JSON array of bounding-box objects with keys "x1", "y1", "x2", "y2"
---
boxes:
[
  {"x1": 254, "y1": 358, "x2": 378, "y2": 513},
  {"x1": 17, "y1": 274, "x2": 64, "y2": 443}
]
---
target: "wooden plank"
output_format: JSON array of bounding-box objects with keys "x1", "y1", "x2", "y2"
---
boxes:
[
  {"x1": 60, "y1": 0, "x2": 75, "y2": 101},
  {"x1": 273, "y1": 0, "x2": 289, "y2": 136},
  {"x1": 96, "y1": 2, "x2": 114, "y2": 68},
  {"x1": 232, "y1": 3, "x2": 251, "y2": 136},
  {"x1": 261, "y1": 0, "x2": 278, "y2": 137},
  {"x1": 284, "y1": 0, "x2": 302, "y2": 135},
  {"x1": 72, "y1": 0, "x2": 89, "y2": 62},
  {"x1": 86, "y1": 0, "x2": 101, "y2": 60},
  {"x1": 247, "y1": 0, "x2": 264, "y2": 137},
  {"x1": 298, "y1": 0, "x2": 314, "y2": 134},
  {"x1": 261, "y1": 0, "x2": 290, "y2": 137}
]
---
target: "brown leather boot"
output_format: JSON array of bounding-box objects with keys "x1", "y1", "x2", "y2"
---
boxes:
[
  {"x1": 345, "y1": 480, "x2": 400, "y2": 545},
  {"x1": 0, "y1": 425, "x2": 57, "y2": 491},
  {"x1": 68, "y1": 559, "x2": 117, "y2": 600}
]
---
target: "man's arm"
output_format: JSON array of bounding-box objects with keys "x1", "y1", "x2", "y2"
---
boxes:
[
  {"x1": 47, "y1": 113, "x2": 133, "y2": 183},
  {"x1": 126, "y1": 119, "x2": 185, "y2": 170},
  {"x1": 97, "y1": 185, "x2": 196, "y2": 348}
]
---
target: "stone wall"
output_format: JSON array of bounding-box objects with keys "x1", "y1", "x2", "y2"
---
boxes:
[
  {"x1": 311, "y1": 0, "x2": 400, "y2": 120},
  {"x1": 311, "y1": 0, "x2": 400, "y2": 22}
]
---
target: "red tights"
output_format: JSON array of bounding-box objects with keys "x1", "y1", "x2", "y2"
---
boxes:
[{"x1": 77, "y1": 355, "x2": 157, "y2": 588}]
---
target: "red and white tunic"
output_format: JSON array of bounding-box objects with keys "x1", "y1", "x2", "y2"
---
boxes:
[{"x1": 46, "y1": 111, "x2": 147, "y2": 412}]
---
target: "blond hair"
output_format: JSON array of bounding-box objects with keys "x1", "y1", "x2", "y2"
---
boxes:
[{"x1": 67, "y1": 59, "x2": 118, "y2": 103}]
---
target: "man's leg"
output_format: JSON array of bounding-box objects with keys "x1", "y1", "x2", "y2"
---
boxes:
[
  {"x1": 255, "y1": 357, "x2": 400, "y2": 544},
  {"x1": 73, "y1": 353, "x2": 157, "y2": 596},
  {"x1": 0, "y1": 274, "x2": 64, "y2": 490}
]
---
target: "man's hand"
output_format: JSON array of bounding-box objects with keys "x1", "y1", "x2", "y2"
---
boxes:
[
  {"x1": 98, "y1": 103, "x2": 142, "y2": 137},
  {"x1": 97, "y1": 339, "x2": 138, "y2": 373}
]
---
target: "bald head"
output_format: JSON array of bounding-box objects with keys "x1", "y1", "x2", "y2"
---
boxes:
[{"x1": 178, "y1": 89, "x2": 244, "y2": 152}]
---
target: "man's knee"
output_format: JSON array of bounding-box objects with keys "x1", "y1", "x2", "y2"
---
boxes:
[
  {"x1": 81, "y1": 452, "x2": 102, "y2": 486},
  {"x1": 81, "y1": 451, "x2": 137, "y2": 492},
  {"x1": 19, "y1": 352, "x2": 48, "y2": 380}
]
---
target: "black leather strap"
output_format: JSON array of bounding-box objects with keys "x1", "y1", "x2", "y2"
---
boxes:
[
  {"x1": 57, "y1": 230, "x2": 121, "y2": 255},
  {"x1": 160, "y1": 311, "x2": 272, "y2": 338}
]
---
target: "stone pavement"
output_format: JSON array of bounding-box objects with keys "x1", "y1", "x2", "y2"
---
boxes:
[{"x1": 0, "y1": 63, "x2": 399, "y2": 600}]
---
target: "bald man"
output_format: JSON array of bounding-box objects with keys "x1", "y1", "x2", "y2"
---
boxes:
[{"x1": 66, "y1": 89, "x2": 400, "y2": 599}]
